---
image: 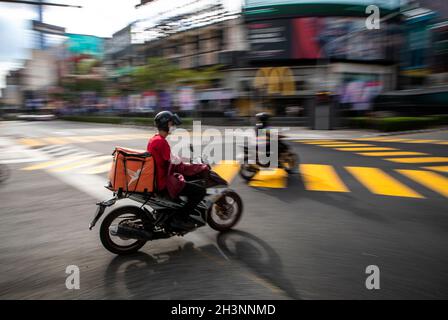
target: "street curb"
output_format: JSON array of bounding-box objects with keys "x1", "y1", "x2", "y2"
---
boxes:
[{"x1": 359, "y1": 126, "x2": 448, "y2": 138}]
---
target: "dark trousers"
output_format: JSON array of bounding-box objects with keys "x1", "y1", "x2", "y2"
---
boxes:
[{"x1": 178, "y1": 182, "x2": 206, "y2": 216}]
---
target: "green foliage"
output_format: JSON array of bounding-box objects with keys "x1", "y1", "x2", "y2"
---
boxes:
[
  {"x1": 132, "y1": 57, "x2": 222, "y2": 91},
  {"x1": 348, "y1": 116, "x2": 448, "y2": 132}
]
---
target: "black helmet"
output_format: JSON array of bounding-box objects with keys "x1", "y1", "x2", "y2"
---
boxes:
[
  {"x1": 154, "y1": 111, "x2": 182, "y2": 131},
  {"x1": 255, "y1": 112, "x2": 270, "y2": 124}
]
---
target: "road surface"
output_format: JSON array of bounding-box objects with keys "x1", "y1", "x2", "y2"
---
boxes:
[{"x1": 1, "y1": 120, "x2": 447, "y2": 299}]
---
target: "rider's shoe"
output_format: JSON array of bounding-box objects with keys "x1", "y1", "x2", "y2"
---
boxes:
[{"x1": 171, "y1": 215, "x2": 196, "y2": 230}]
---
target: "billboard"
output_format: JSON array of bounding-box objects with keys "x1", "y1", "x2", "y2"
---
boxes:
[
  {"x1": 243, "y1": 0, "x2": 406, "y2": 20},
  {"x1": 248, "y1": 17, "x2": 400, "y2": 62},
  {"x1": 66, "y1": 34, "x2": 104, "y2": 58}
]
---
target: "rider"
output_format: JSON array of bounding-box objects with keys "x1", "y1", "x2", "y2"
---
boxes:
[
  {"x1": 254, "y1": 112, "x2": 290, "y2": 165},
  {"x1": 147, "y1": 111, "x2": 206, "y2": 230}
]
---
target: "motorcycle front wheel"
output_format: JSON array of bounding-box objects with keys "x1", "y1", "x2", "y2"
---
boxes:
[
  {"x1": 239, "y1": 164, "x2": 259, "y2": 181},
  {"x1": 207, "y1": 190, "x2": 243, "y2": 232},
  {"x1": 100, "y1": 206, "x2": 147, "y2": 255}
]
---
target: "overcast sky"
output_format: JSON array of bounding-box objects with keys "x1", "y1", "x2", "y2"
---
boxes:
[
  {"x1": 0, "y1": 0, "x2": 243, "y2": 91},
  {"x1": 0, "y1": 0, "x2": 140, "y2": 90}
]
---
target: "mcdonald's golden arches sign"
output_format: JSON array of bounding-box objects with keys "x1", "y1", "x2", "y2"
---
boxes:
[{"x1": 254, "y1": 67, "x2": 295, "y2": 96}]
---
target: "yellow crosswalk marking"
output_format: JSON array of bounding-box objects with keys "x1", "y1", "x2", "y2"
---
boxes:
[
  {"x1": 21, "y1": 154, "x2": 91, "y2": 171},
  {"x1": 319, "y1": 144, "x2": 373, "y2": 147},
  {"x1": 357, "y1": 151, "x2": 428, "y2": 157},
  {"x1": 346, "y1": 167, "x2": 423, "y2": 198},
  {"x1": 49, "y1": 155, "x2": 112, "y2": 172},
  {"x1": 401, "y1": 139, "x2": 436, "y2": 144},
  {"x1": 397, "y1": 169, "x2": 448, "y2": 198},
  {"x1": 335, "y1": 147, "x2": 398, "y2": 151},
  {"x1": 249, "y1": 168, "x2": 287, "y2": 188},
  {"x1": 43, "y1": 137, "x2": 69, "y2": 145},
  {"x1": 80, "y1": 162, "x2": 111, "y2": 175},
  {"x1": 300, "y1": 164, "x2": 349, "y2": 192},
  {"x1": 18, "y1": 138, "x2": 46, "y2": 147},
  {"x1": 436, "y1": 141, "x2": 448, "y2": 145},
  {"x1": 211, "y1": 160, "x2": 240, "y2": 183},
  {"x1": 299, "y1": 140, "x2": 343, "y2": 144},
  {"x1": 368, "y1": 138, "x2": 409, "y2": 142},
  {"x1": 423, "y1": 166, "x2": 448, "y2": 173},
  {"x1": 385, "y1": 157, "x2": 448, "y2": 164}
]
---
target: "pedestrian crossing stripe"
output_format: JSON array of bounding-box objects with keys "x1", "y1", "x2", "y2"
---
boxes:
[
  {"x1": 335, "y1": 147, "x2": 398, "y2": 152},
  {"x1": 49, "y1": 155, "x2": 112, "y2": 172},
  {"x1": 80, "y1": 163, "x2": 111, "y2": 175},
  {"x1": 423, "y1": 166, "x2": 448, "y2": 173},
  {"x1": 319, "y1": 144, "x2": 374, "y2": 147},
  {"x1": 385, "y1": 157, "x2": 448, "y2": 164},
  {"x1": 249, "y1": 168, "x2": 288, "y2": 188},
  {"x1": 210, "y1": 160, "x2": 240, "y2": 183},
  {"x1": 346, "y1": 167, "x2": 423, "y2": 198},
  {"x1": 357, "y1": 151, "x2": 429, "y2": 157},
  {"x1": 21, "y1": 154, "x2": 94, "y2": 171},
  {"x1": 300, "y1": 164, "x2": 349, "y2": 192},
  {"x1": 18, "y1": 138, "x2": 46, "y2": 147},
  {"x1": 400, "y1": 140, "x2": 437, "y2": 144},
  {"x1": 397, "y1": 169, "x2": 448, "y2": 198},
  {"x1": 300, "y1": 141, "x2": 350, "y2": 145}
]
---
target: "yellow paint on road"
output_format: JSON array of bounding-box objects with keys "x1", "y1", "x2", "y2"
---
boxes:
[
  {"x1": 385, "y1": 157, "x2": 448, "y2": 164},
  {"x1": 211, "y1": 160, "x2": 240, "y2": 184},
  {"x1": 21, "y1": 154, "x2": 92, "y2": 171},
  {"x1": 319, "y1": 144, "x2": 373, "y2": 147},
  {"x1": 397, "y1": 169, "x2": 448, "y2": 198},
  {"x1": 357, "y1": 151, "x2": 428, "y2": 157},
  {"x1": 18, "y1": 138, "x2": 45, "y2": 147},
  {"x1": 80, "y1": 162, "x2": 111, "y2": 175},
  {"x1": 335, "y1": 147, "x2": 398, "y2": 152},
  {"x1": 249, "y1": 168, "x2": 287, "y2": 188},
  {"x1": 49, "y1": 155, "x2": 112, "y2": 172},
  {"x1": 346, "y1": 167, "x2": 423, "y2": 198},
  {"x1": 300, "y1": 164, "x2": 349, "y2": 192},
  {"x1": 423, "y1": 166, "x2": 448, "y2": 173}
]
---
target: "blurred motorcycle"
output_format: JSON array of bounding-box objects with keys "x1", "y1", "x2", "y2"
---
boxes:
[
  {"x1": 239, "y1": 134, "x2": 299, "y2": 181},
  {"x1": 90, "y1": 145, "x2": 243, "y2": 255}
]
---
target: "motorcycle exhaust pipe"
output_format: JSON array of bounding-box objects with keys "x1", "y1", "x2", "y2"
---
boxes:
[{"x1": 109, "y1": 225, "x2": 153, "y2": 241}]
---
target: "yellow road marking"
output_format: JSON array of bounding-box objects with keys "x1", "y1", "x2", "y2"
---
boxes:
[
  {"x1": 80, "y1": 162, "x2": 111, "y2": 175},
  {"x1": 249, "y1": 168, "x2": 287, "y2": 188},
  {"x1": 319, "y1": 144, "x2": 373, "y2": 147},
  {"x1": 43, "y1": 137, "x2": 70, "y2": 145},
  {"x1": 423, "y1": 166, "x2": 448, "y2": 173},
  {"x1": 397, "y1": 169, "x2": 448, "y2": 197},
  {"x1": 299, "y1": 140, "x2": 345, "y2": 145},
  {"x1": 435, "y1": 141, "x2": 448, "y2": 145},
  {"x1": 346, "y1": 167, "x2": 423, "y2": 198},
  {"x1": 49, "y1": 155, "x2": 112, "y2": 172},
  {"x1": 211, "y1": 160, "x2": 240, "y2": 183},
  {"x1": 22, "y1": 154, "x2": 92, "y2": 171},
  {"x1": 368, "y1": 138, "x2": 409, "y2": 142},
  {"x1": 357, "y1": 151, "x2": 428, "y2": 157},
  {"x1": 385, "y1": 157, "x2": 448, "y2": 164},
  {"x1": 401, "y1": 139, "x2": 437, "y2": 144},
  {"x1": 300, "y1": 164, "x2": 349, "y2": 192},
  {"x1": 335, "y1": 147, "x2": 398, "y2": 151},
  {"x1": 18, "y1": 138, "x2": 46, "y2": 147}
]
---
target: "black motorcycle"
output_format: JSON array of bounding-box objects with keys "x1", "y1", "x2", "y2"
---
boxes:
[
  {"x1": 89, "y1": 146, "x2": 243, "y2": 255},
  {"x1": 239, "y1": 134, "x2": 299, "y2": 181}
]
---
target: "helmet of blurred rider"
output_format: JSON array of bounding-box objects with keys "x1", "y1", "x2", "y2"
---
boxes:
[
  {"x1": 154, "y1": 111, "x2": 182, "y2": 131},
  {"x1": 255, "y1": 112, "x2": 270, "y2": 125}
]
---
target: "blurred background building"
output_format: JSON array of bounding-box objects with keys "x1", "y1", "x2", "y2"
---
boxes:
[{"x1": 1, "y1": 0, "x2": 448, "y2": 123}]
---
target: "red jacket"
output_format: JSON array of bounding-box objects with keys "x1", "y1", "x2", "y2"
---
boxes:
[{"x1": 147, "y1": 134, "x2": 209, "y2": 198}]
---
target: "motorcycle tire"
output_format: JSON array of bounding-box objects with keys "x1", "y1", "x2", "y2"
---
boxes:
[
  {"x1": 100, "y1": 206, "x2": 148, "y2": 255},
  {"x1": 239, "y1": 164, "x2": 259, "y2": 181},
  {"x1": 207, "y1": 190, "x2": 243, "y2": 232}
]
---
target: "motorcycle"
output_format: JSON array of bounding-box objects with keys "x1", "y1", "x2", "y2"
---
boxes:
[
  {"x1": 89, "y1": 145, "x2": 243, "y2": 255},
  {"x1": 239, "y1": 134, "x2": 299, "y2": 181}
]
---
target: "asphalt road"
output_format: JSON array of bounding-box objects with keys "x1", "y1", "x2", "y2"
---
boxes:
[{"x1": 1, "y1": 120, "x2": 447, "y2": 299}]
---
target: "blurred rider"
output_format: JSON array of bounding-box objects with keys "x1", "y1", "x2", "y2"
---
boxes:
[{"x1": 147, "y1": 111, "x2": 206, "y2": 230}]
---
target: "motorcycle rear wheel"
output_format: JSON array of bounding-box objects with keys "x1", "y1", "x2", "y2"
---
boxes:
[{"x1": 100, "y1": 206, "x2": 147, "y2": 255}]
